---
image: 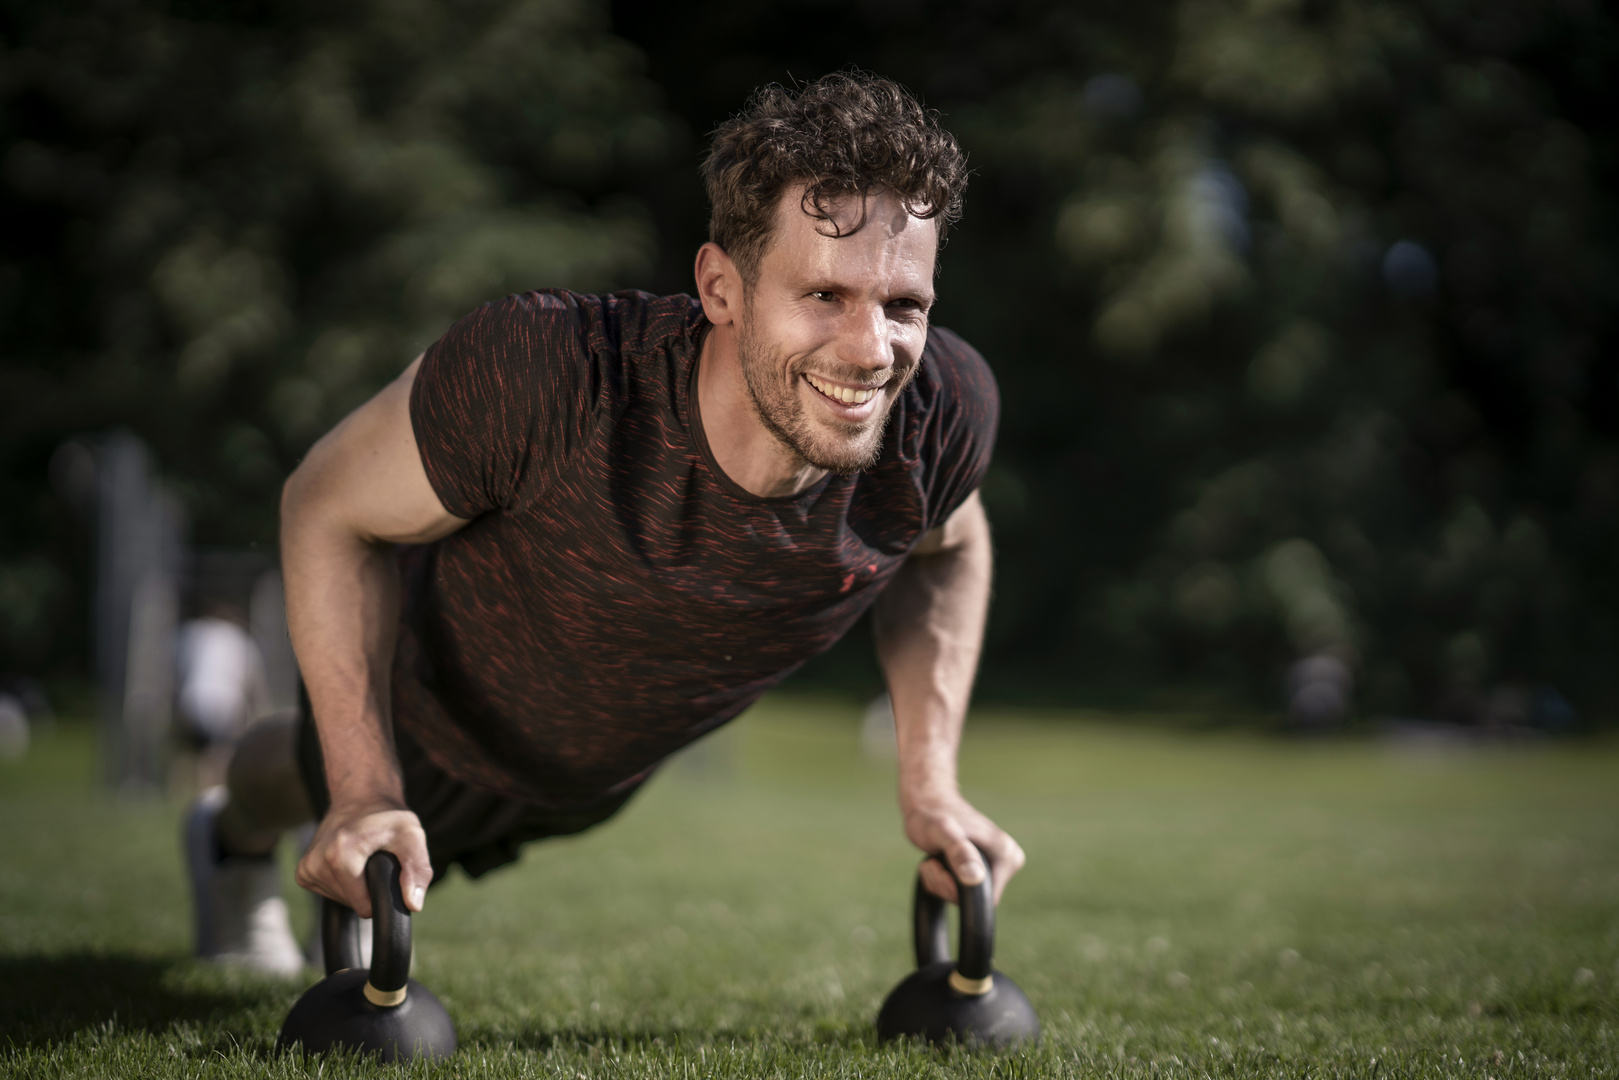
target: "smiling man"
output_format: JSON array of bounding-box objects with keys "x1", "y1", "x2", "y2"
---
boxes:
[{"x1": 185, "y1": 72, "x2": 1022, "y2": 972}]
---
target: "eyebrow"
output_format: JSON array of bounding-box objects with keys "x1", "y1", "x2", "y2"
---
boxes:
[{"x1": 785, "y1": 259, "x2": 934, "y2": 308}]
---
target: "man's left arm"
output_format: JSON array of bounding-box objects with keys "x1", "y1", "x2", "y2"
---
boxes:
[{"x1": 874, "y1": 489, "x2": 1025, "y2": 904}]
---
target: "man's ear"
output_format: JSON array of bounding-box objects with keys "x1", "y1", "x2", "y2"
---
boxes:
[{"x1": 694, "y1": 242, "x2": 742, "y2": 326}]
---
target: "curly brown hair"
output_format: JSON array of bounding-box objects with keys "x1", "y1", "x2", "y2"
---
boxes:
[{"x1": 701, "y1": 72, "x2": 969, "y2": 283}]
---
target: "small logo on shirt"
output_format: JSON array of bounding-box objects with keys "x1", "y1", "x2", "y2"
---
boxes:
[{"x1": 840, "y1": 563, "x2": 880, "y2": 593}]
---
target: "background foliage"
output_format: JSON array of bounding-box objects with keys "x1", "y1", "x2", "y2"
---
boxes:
[
  {"x1": 4, "y1": 0, "x2": 1617, "y2": 724},
  {"x1": 0, "y1": 0, "x2": 668, "y2": 665}
]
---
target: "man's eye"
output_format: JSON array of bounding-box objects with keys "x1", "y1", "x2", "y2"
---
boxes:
[{"x1": 810, "y1": 291, "x2": 837, "y2": 302}]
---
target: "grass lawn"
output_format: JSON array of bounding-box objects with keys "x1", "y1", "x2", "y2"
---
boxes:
[{"x1": 2, "y1": 697, "x2": 1616, "y2": 1078}]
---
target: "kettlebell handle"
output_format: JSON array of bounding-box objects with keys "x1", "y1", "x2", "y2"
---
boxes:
[
  {"x1": 320, "y1": 851, "x2": 412, "y2": 1006},
  {"x1": 912, "y1": 852, "x2": 994, "y2": 994}
]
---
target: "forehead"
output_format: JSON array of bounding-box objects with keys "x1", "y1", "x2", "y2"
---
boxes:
[{"x1": 761, "y1": 185, "x2": 939, "y2": 282}]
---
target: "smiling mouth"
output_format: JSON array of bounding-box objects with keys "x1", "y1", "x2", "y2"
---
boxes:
[{"x1": 804, "y1": 373, "x2": 880, "y2": 405}]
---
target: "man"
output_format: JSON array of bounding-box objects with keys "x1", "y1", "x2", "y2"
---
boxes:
[{"x1": 185, "y1": 72, "x2": 1024, "y2": 973}]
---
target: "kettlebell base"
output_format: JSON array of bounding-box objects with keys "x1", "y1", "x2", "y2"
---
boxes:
[
  {"x1": 877, "y1": 962, "x2": 1039, "y2": 1050},
  {"x1": 277, "y1": 970, "x2": 457, "y2": 1062}
]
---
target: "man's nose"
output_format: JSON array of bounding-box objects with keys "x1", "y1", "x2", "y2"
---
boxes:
[{"x1": 836, "y1": 303, "x2": 892, "y2": 372}]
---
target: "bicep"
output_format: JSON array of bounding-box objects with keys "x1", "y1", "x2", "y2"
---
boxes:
[
  {"x1": 283, "y1": 357, "x2": 468, "y2": 545},
  {"x1": 908, "y1": 489, "x2": 988, "y2": 558}
]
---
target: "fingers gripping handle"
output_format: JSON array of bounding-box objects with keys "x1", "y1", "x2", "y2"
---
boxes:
[
  {"x1": 319, "y1": 852, "x2": 413, "y2": 1007},
  {"x1": 913, "y1": 855, "x2": 995, "y2": 995}
]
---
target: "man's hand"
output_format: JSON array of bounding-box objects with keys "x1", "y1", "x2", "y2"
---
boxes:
[
  {"x1": 295, "y1": 800, "x2": 432, "y2": 917},
  {"x1": 902, "y1": 785, "x2": 1025, "y2": 905}
]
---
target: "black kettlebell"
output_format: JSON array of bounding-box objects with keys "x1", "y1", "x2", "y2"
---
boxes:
[
  {"x1": 876, "y1": 856, "x2": 1039, "y2": 1049},
  {"x1": 276, "y1": 852, "x2": 457, "y2": 1061}
]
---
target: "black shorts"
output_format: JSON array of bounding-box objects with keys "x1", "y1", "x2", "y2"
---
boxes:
[{"x1": 295, "y1": 703, "x2": 645, "y2": 883}]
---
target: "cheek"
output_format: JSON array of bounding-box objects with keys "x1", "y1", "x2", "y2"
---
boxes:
[
  {"x1": 772, "y1": 316, "x2": 839, "y2": 369},
  {"x1": 895, "y1": 324, "x2": 929, "y2": 365},
  {"x1": 789, "y1": 307, "x2": 840, "y2": 345}
]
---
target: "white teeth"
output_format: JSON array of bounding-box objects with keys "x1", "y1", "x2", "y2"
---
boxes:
[{"x1": 807, "y1": 374, "x2": 877, "y2": 405}]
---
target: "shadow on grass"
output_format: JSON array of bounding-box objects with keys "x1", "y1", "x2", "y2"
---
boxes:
[
  {"x1": 0, "y1": 953, "x2": 279, "y2": 1049},
  {"x1": 485, "y1": 1024, "x2": 876, "y2": 1054}
]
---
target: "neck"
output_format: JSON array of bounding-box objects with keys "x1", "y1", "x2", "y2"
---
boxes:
[{"x1": 696, "y1": 322, "x2": 827, "y2": 498}]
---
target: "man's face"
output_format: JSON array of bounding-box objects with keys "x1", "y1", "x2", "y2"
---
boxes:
[{"x1": 734, "y1": 187, "x2": 938, "y2": 475}]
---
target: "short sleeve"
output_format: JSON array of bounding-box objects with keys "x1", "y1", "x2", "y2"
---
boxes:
[
  {"x1": 916, "y1": 326, "x2": 1000, "y2": 533},
  {"x1": 409, "y1": 292, "x2": 600, "y2": 519}
]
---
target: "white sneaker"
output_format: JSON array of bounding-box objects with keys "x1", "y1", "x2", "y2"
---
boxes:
[{"x1": 183, "y1": 786, "x2": 305, "y2": 977}]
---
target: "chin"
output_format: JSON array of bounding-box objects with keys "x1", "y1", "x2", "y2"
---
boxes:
[
  {"x1": 795, "y1": 424, "x2": 887, "y2": 475},
  {"x1": 737, "y1": 327, "x2": 898, "y2": 475}
]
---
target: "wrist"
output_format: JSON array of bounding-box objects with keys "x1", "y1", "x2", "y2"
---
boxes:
[
  {"x1": 325, "y1": 780, "x2": 408, "y2": 817},
  {"x1": 319, "y1": 733, "x2": 406, "y2": 814},
  {"x1": 898, "y1": 768, "x2": 960, "y2": 815},
  {"x1": 897, "y1": 727, "x2": 955, "y2": 775}
]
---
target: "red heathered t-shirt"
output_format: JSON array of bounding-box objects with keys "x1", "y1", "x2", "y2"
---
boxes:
[{"x1": 393, "y1": 289, "x2": 998, "y2": 807}]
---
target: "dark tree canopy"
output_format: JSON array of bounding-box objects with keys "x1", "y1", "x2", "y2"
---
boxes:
[
  {"x1": 4, "y1": 0, "x2": 1618, "y2": 726},
  {"x1": 1, "y1": 0, "x2": 676, "y2": 667},
  {"x1": 615, "y1": 0, "x2": 1619, "y2": 724}
]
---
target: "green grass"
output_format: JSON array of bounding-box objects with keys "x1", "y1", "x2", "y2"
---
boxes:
[{"x1": 2, "y1": 699, "x2": 1616, "y2": 1078}]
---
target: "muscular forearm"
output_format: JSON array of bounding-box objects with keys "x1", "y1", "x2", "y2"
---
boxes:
[
  {"x1": 280, "y1": 478, "x2": 406, "y2": 809},
  {"x1": 872, "y1": 492, "x2": 1021, "y2": 902},
  {"x1": 278, "y1": 359, "x2": 460, "y2": 914},
  {"x1": 873, "y1": 493, "x2": 992, "y2": 805}
]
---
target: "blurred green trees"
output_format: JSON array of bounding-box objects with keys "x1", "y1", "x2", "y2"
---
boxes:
[
  {"x1": 938, "y1": 0, "x2": 1619, "y2": 721},
  {"x1": 1, "y1": 0, "x2": 674, "y2": 667},
  {"x1": 616, "y1": 0, "x2": 1618, "y2": 722},
  {"x1": 950, "y1": 0, "x2": 1619, "y2": 722},
  {"x1": 4, "y1": 0, "x2": 1616, "y2": 724}
]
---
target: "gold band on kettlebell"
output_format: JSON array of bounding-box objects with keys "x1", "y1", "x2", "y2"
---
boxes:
[
  {"x1": 363, "y1": 981, "x2": 407, "y2": 1007},
  {"x1": 948, "y1": 970, "x2": 994, "y2": 996}
]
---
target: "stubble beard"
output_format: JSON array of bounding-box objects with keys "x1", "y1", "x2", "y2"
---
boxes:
[{"x1": 735, "y1": 307, "x2": 912, "y2": 477}]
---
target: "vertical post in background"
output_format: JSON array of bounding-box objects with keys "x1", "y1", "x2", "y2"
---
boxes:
[
  {"x1": 250, "y1": 568, "x2": 300, "y2": 712},
  {"x1": 94, "y1": 433, "x2": 145, "y2": 791},
  {"x1": 121, "y1": 483, "x2": 185, "y2": 794},
  {"x1": 94, "y1": 432, "x2": 187, "y2": 794}
]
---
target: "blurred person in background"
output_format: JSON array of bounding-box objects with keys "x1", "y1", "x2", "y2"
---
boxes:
[
  {"x1": 177, "y1": 602, "x2": 301, "y2": 972},
  {"x1": 0, "y1": 676, "x2": 51, "y2": 761},
  {"x1": 182, "y1": 72, "x2": 1025, "y2": 975},
  {"x1": 0, "y1": 691, "x2": 31, "y2": 761},
  {"x1": 174, "y1": 602, "x2": 270, "y2": 789}
]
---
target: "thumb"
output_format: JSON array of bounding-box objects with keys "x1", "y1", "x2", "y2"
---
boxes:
[{"x1": 399, "y1": 845, "x2": 433, "y2": 913}]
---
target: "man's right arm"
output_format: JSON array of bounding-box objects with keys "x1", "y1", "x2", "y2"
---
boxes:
[{"x1": 281, "y1": 356, "x2": 466, "y2": 917}]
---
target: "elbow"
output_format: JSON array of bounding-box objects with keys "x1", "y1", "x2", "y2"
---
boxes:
[
  {"x1": 279, "y1": 459, "x2": 311, "y2": 531},
  {"x1": 279, "y1": 453, "x2": 333, "y2": 548}
]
